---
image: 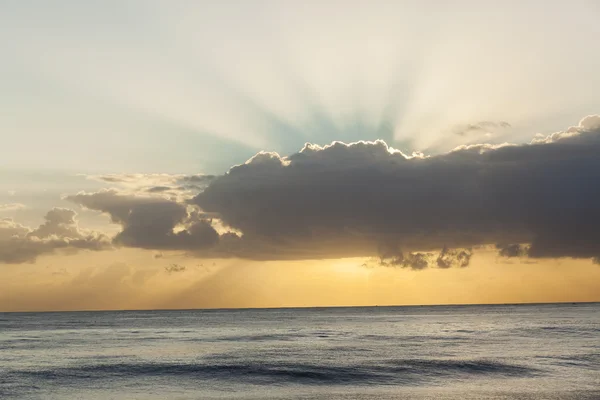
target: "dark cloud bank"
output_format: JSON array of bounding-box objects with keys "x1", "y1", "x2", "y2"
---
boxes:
[
  {"x1": 192, "y1": 115, "x2": 600, "y2": 265},
  {"x1": 2, "y1": 115, "x2": 600, "y2": 268}
]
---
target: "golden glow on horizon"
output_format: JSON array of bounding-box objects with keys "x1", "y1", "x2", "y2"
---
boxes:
[{"x1": 1, "y1": 249, "x2": 599, "y2": 312}]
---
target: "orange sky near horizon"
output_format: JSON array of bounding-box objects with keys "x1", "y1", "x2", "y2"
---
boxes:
[{"x1": 2, "y1": 248, "x2": 599, "y2": 312}]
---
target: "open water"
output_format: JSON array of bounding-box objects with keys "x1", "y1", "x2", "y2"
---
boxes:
[{"x1": 1, "y1": 303, "x2": 598, "y2": 399}]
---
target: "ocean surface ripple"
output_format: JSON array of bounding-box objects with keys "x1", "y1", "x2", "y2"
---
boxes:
[{"x1": 1, "y1": 303, "x2": 598, "y2": 399}]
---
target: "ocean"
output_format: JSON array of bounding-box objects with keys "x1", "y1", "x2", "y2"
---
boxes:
[{"x1": 1, "y1": 303, "x2": 598, "y2": 399}]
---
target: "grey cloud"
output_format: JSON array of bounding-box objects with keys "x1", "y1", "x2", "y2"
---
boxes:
[
  {"x1": 396, "y1": 253, "x2": 430, "y2": 270},
  {"x1": 453, "y1": 121, "x2": 511, "y2": 136},
  {"x1": 66, "y1": 190, "x2": 219, "y2": 251},
  {"x1": 193, "y1": 115, "x2": 600, "y2": 262},
  {"x1": 95, "y1": 176, "x2": 127, "y2": 183},
  {"x1": 436, "y1": 247, "x2": 472, "y2": 268},
  {"x1": 15, "y1": 115, "x2": 597, "y2": 266},
  {"x1": 29, "y1": 208, "x2": 81, "y2": 239},
  {"x1": 496, "y1": 244, "x2": 530, "y2": 258},
  {"x1": 0, "y1": 209, "x2": 110, "y2": 264},
  {"x1": 362, "y1": 245, "x2": 472, "y2": 270},
  {"x1": 180, "y1": 175, "x2": 216, "y2": 184},
  {"x1": 146, "y1": 186, "x2": 172, "y2": 193},
  {"x1": 381, "y1": 252, "x2": 433, "y2": 270},
  {"x1": 88, "y1": 173, "x2": 173, "y2": 184},
  {"x1": 165, "y1": 263, "x2": 186, "y2": 274},
  {"x1": 0, "y1": 218, "x2": 29, "y2": 240},
  {"x1": 86, "y1": 173, "x2": 215, "y2": 198},
  {"x1": 89, "y1": 173, "x2": 214, "y2": 187}
]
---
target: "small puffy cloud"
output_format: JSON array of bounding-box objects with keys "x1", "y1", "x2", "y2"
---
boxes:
[
  {"x1": 436, "y1": 247, "x2": 472, "y2": 268},
  {"x1": 496, "y1": 244, "x2": 530, "y2": 258},
  {"x1": 165, "y1": 263, "x2": 186, "y2": 274},
  {"x1": 0, "y1": 209, "x2": 110, "y2": 264},
  {"x1": 29, "y1": 208, "x2": 80, "y2": 239}
]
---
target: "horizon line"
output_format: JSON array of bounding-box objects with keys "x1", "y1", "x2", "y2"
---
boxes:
[{"x1": 2, "y1": 300, "x2": 598, "y2": 314}]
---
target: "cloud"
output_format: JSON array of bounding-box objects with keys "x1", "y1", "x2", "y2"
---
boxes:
[
  {"x1": 0, "y1": 209, "x2": 110, "y2": 264},
  {"x1": 436, "y1": 246, "x2": 473, "y2": 268},
  {"x1": 146, "y1": 186, "x2": 172, "y2": 193},
  {"x1": 0, "y1": 218, "x2": 29, "y2": 240},
  {"x1": 10, "y1": 115, "x2": 596, "y2": 266},
  {"x1": 84, "y1": 173, "x2": 215, "y2": 200},
  {"x1": 165, "y1": 263, "x2": 186, "y2": 274},
  {"x1": 192, "y1": 115, "x2": 600, "y2": 262},
  {"x1": 0, "y1": 203, "x2": 26, "y2": 212},
  {"x1": 453, "y1": 121, "x2": 511, "y2": 136},
  {"x1": 361, "y1": 245, "x2": 472, "y2": 271},
  {"x1": 66, "y1": 190, "x2": 219, "y2": 251},
  {"x1": 379, "y1": 251, "x2": 435, "y2": 270},
  {"x1": 28, "y1": 208, "x2": 81, "y2": 239},
  {"x1": 531, "y1": 115, "x2": 600, "y2": 144},
  {"x1": 87, "y1": 173, "x2": 215, "y2": 187},
  {"x1": 496, "y1": 244, "x2": 530, "y2": 258}
]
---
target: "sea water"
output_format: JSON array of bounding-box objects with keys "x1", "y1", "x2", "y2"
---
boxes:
[{"x1": 1, "y1": 303, "x2": 598, "y2": 399}]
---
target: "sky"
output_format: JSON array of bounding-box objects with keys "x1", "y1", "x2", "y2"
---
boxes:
[{"x1": 1, "y1": 1, "x2": 600, "y2": 311}]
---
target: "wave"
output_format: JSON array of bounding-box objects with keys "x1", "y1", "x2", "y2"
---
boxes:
[
  {"x1": 503, "y1": 326, "x2": 600, "y2": 338},
  {"x1": 14, "y1": 358, "x2": 540, "y2": 386},
  {"x1": 194, "y1": 333, "x2": 306, "y2": 342},
  {"x1": 535, "y1": 354, "x2": 600, "y2": 370},
  {"x1": 185, "y1": 331, "x2": 350, "y2": 343}
]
